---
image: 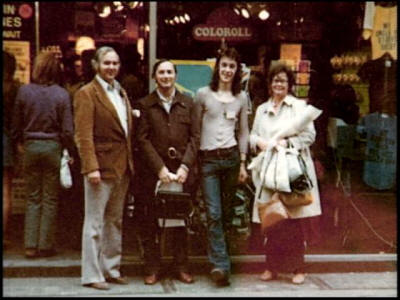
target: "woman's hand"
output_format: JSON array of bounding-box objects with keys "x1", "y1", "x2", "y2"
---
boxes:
[
  {"x1": 257, "y1": 139, "x2": 268, "y2": 151},
  {"x1": 277, "y1": 138, "x2": 288, "y2": 148},
  {"x1": 17, "y1": 143, "x2": 24, "y2": 155},
  {"x1": 87, "y1": 170, "x2": 101, "y2": 185},
  {"x1": 238, "y1": 163, "x2": 249, "y2": 184}
]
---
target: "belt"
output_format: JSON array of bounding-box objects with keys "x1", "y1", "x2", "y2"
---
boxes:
[{"x1": 200, "y1": 146, "x2": 237, "y2": 158}]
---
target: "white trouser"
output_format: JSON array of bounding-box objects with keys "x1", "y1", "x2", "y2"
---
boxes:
[{"x1": 81, "y1": 173, "x2": 129, "y2": 285}]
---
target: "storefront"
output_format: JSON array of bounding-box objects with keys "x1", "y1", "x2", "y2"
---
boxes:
[{"x1": 3, "y1": 2, "x2": 397, "y2": 256}]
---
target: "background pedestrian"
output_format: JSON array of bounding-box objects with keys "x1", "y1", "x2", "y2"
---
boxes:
[{"x1": 11, "y1": 51, "x2": 74, "y2": 258}]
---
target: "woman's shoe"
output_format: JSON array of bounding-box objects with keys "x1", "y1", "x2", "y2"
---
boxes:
[
  {"x1": 292, "y1": 273, "x2": 306, "y2": 284},
  {"x1": 259, "y1": 269, "x2": 277, "y2": 281}
]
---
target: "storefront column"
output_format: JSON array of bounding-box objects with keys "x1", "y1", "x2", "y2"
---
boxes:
[
  {"x1": 149, "y1": 1, "x2": 157, "y2": 92},
  {"x1": 34, "y1": 1, "x2": 40, "y2": 54}
]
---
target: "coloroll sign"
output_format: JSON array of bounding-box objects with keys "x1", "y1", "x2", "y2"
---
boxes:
[{"x1": 193, "y1": 7, "x2": 253, "y2": 42}]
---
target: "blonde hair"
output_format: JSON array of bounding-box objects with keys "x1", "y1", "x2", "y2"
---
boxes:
[{"x1": 31, "y1": 51, "x2": 63, "y2": 85}]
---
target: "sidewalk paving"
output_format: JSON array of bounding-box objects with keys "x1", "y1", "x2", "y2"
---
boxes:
[
  {"x1": 3, "y1": 249, "x2": 397, "y2": 277},
  {"x1": 3, "y1": 272, "x2": 397, "y2": 297},
  {"x1": 3, "y1": 249, "x2": 397, "y2": 297}
]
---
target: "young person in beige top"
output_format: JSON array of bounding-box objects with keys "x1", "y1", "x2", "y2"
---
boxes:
[{"x1": 194, "y1": 47, "x2": 249, "y2": 287}]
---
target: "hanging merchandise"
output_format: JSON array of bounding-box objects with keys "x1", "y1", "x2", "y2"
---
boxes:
[
  {"x1": 362, "y1": 2, "x2": 397, "y2": 60},
  {"x1": 358, "y1": 52, "x2": 397, "y2": 115},
  {"x1": 360, "y1": 112, "x2": 397, "y2": 190},
  {"x1": 330, "y1": 51, "x2": 370, "y2": 117}
]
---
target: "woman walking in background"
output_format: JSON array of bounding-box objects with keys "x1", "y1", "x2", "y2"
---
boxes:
[
  {"x1": 249, "y1": 63, "x2": 321, "y2": 284},
  {"x1": 11, "y1": 51, "x2": 75, "y2": 258},
  {"x1": 194, "y1": 47, "x2": 249, "y2": 287}
]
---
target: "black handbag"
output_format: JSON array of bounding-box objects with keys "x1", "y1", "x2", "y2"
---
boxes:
[
  {"x1": 154, "y1": 190, "x2": 194, "y2": 220},
  {"x1": 286, "y1": 141, "x2": 313, "y2": 194},
  {"x1": 290, "y1": 153, "x2": 313, "y2": 194},
  {"x1": 154, "y1": 185, "x2": 194, "y2": 254}
]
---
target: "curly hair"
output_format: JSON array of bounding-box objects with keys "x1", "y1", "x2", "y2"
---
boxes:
[
  {"x1": 209, "y1": 47, "x2": 242, "y2": 96},
  {"x1": 266, "y1": 63, "x2": 295, "y2": 97}
]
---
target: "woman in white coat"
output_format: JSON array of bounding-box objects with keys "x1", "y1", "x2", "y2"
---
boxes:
[{"x1": 249, "y1": 63, "x2": 321, "y2": 285}]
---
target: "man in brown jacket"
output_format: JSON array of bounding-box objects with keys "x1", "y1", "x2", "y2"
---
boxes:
[
  {"x1": 136, "y1": 59, "x2": 200, "y2": 285},
  {"x1": 74, "y1": 46, "x2": 134, "y2": 290}
]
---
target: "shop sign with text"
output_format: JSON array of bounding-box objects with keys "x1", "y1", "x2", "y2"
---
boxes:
[
  {"x1": 193, "y1": 7, "x2": 253, "y2": 42},
  {"x1": 3, "y1": 2, "x2": 35, "y2": 40}
]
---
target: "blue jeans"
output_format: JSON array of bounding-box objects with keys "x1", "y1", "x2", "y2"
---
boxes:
[
  {"x1": 23, "y1": 139, "x2": 61, "y2": 250},
  {"x1": 200, "y1": 150, "x2": 240, "y2": 274}
]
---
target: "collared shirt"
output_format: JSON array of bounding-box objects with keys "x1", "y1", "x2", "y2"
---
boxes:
[
  {"x1": 96, "y1": 75, "x2": 128, "y2": 136},
  {"x1": 264, "y1": 95, "x2": 292, "y2": 115},
  {"x1": 156, "y1": 88, "x2": 176, "y2": 114}
]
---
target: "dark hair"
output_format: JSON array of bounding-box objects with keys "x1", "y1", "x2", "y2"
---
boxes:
[
  {"x1": 31, "y1": 51, "x2": 63, "y2": 85},
  {"x1": 330, "y1": 84, "x2": 359, "y2": 124},
  {"x1": 151, "y1": 59, "x2": 177, "y2": 78},
  {"x1": 4, "y1": 51, "x2": 16, "y2": 80},
  {"x1": 81, "y1": 49, "x2": 96, "y2": 83},
  {"x1": 209, "y1": 47, "x2": 242, "y2": 95},
  {"x1": 266, "y1": 63, "x2": 295, "y2": 96}
]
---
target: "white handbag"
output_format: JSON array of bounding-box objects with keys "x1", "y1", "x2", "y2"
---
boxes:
[
  {"x1": 60, "y1": 149, "x2": 72, "y2": 189},
  {"x1": 286, "y1": 147, "x2": 303, "y2": 182}
]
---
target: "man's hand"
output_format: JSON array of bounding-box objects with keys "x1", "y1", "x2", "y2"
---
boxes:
[
  {"x1": 158, "y1": 166, "x2": 172, "y2": 183},
  {"x1": 176, "y1": 166, "x2": 188, "y2": 184},
  {"x1": 238, "y1": 163, "x2": 248, "y2": 184},
  {"x1": 87, "y1": 170, "x2": 101, "y2": 185}
]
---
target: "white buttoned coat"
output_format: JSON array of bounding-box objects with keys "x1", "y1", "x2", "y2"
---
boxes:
[{"x1": 249, "y1": 94, "x2": 322, "y2": 222}]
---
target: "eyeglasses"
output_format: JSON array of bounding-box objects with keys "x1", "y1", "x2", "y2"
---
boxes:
[{"x1": 272, "y1": 79, "x2": 288, "y2": 84}]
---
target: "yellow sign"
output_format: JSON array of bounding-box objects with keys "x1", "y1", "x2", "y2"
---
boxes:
[
  {"x1": 3, "y1": 40, "x2": 31, "y2": 84},
  {"x1": 280, "y1": 44, "x2": 302, "y2": 63}
]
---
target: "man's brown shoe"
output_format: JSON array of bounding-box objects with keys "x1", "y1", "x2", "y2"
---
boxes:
[
  {"x1": 144, "y1": 274, "x2": 158, "y2": 285},
  {"x1": 177, "y1": 271, "x2": 194, "y2": 284},
  {"x1": 106, "y1": 276, "x2": 129, "y2": 285},
  {"x1": 25, "y1": 248, "x2": 39, "y2": 258},
  {"x1": 84, "y1": 282, "x2": 110, "y2": 290}
]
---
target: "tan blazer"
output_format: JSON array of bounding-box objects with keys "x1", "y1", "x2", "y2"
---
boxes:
[{"x1": 73, "y1": 79, "x2": 134, "y2": 179}]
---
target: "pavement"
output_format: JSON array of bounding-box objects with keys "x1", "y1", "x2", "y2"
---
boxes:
[
  {"x1": 3, "y1": 250, "x2": 398, "y2": 297},
  {"x1": 2, "y1": 272, "x2": 397, "y2": 297},
  {"x1": 3, "y1": 187, "x2": 397, "y2": 297}
]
